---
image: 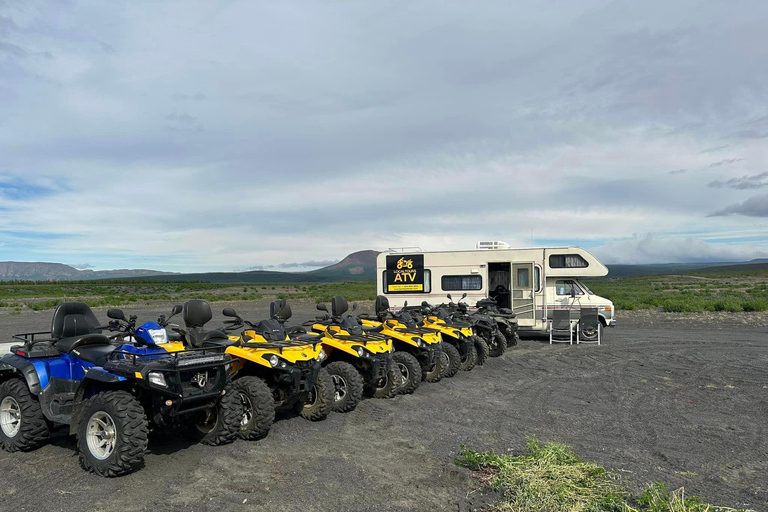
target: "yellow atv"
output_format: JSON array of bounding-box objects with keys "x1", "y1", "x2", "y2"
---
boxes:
[
  {"x1": 402, "y1": 301, "x2": 478, "y2": 376},
  {"x1": 300, "y1": 297, "x2": 400, "y2": 412},
  {"x1": 162, "y1": 300, "x2": 333, "y2": 441},
  {"x1": 357, "y1": 295, "x2": 445, "y2": 394}
]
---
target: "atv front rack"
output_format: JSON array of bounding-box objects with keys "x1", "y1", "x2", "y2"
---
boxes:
[
  {"x1": 322, "y1": 329, "x2": 390, "y2": 344},
  {"x1": 109, "y1": 346, "x2": 228, "y2": 368},
  {"x1": 237, "y1": 338, "x2": 323, "y2": 352}
]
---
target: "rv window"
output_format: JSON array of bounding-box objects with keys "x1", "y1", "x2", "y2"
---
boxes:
[
  {"x1": 441, "y1": 275, "x2": 482, "y2": 291},
  {"x1": 555, "y1": 280, "x2": 584, "y2": 296},
  {"x1": 534, "y1": 267, "x2": 540, "y2": 292},
  {"x1": 549, "y1": 254, "x2": 589, "y2": 268},
  {"x1": 516, "y1": 268, "x2": 530, "y2": 288}
]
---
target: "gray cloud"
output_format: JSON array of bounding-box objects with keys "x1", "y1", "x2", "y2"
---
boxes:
[
  {"x1": 707, "y1": 158, "x2": 745, "y2": 168},
  {"x1": 1, "y1": 1, "x2": 768, "y2": 268},
  {"x1": 710, "y1": 194, "x2": 768, "y2": 217},
  {"x1": 165, "y1": 112, "x2": 197, "y2": 123},
  {"x1": 172, "y1": 92, "x2": 207, "y2": 101},
  {"x1": 707, "y1": 172, "x2": 768, "y2": 190}
]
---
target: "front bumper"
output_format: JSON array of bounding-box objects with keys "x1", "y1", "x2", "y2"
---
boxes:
[{"x1": 608, "y1": 319, "x2": 617, "y2": 328}]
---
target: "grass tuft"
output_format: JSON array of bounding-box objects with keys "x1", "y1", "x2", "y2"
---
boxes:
[{"x1": 456, "y1": 437, "x2": 749, "y2": 512}]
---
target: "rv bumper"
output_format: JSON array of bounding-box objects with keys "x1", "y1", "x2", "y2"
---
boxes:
[{"x1": 608, "y1": 319, "x2": 617, "y2": 328}]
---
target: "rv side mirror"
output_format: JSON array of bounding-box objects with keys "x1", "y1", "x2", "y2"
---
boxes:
[
  {"x1": 107, "y1": 308, "x2": 126, "y2": 321},
  {"x1": 316, "y1": 304, "x2": 328, "y2": 312},
  {"x1": 171, "y1": 304, "x2": 183, "y2": 316},
  {"x1": 222, "y1": 308, "x2": 239, "y2": 318},
  {"x1": 570, "y1": 288, "x2": 576, "y2": 298}
]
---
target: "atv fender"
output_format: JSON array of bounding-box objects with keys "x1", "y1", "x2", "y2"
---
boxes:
[
  {"x1": 0, "y1": 355, "x2": 43, "y2": 395},
  {"x1": 69, "y1": 368, "x2": 128, "y2": 435}
]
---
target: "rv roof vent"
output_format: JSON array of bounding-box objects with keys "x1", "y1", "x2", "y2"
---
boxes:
[
  {"x1": 476, "y1": 241, "x2": 510, "y2": 250},
  {"x1": 387, "y1": 246, "x2": 423, "y2": 253}
]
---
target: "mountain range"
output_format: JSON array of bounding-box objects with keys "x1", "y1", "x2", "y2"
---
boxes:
[{"x1": 1, "y1": 251, "x2": 766, "y2": 283}]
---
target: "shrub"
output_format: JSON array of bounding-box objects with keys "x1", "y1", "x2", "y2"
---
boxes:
[{"x1": 742, "y1": 298, "x2": 767, "y2": 312}]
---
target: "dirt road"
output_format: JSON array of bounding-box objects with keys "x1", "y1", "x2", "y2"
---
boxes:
[{"x1": 0, "y1": 305, "x2": 765, "y2": 511}]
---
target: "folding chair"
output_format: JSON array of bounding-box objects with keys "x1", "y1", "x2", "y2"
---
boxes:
[
  {"x1": 549, "y1": 309, "x2": 573, "y2": 344},
  {"x1": 577, "y1": 307, "x2": 601, "y2": 345}
]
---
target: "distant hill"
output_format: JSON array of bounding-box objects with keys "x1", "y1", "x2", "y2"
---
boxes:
[
  {"x1": 0, "y1": 261, "x2": 175, "y2": 281},
  {"x1": 137, "y1": 250, "x2": 380, "y2": 283},
  {"x1": 604, "y1": 262, "x2": 734, "y2": 278}
]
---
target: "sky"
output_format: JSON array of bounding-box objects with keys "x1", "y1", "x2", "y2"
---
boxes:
[{"x1": 1, "y1": 0, "x2": 768, "y2": 271}]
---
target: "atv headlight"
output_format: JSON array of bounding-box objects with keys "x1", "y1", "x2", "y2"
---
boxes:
[
  {"x1": 317, "y1": 349, "x2": 327, "y2": 362},
  {"x1": 148, "y1": 329, "x2": 168, "y2": 345},
  {"x1": 148, "y1": 371, "x2": 167, "y2": 388},
  {"x1": 355, "y1": 346, "x2": 365, "y2": 357},
  {"x1": 268, "y1": 355, "x2": 279, "y2": 367},
  {"x1": 415, "y1": 338, "x2": 426, "y2": 348}
]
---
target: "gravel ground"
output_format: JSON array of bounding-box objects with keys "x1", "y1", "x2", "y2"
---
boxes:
[{"x1": 0, "y1": 304, "x2": 766, "y2": 512}]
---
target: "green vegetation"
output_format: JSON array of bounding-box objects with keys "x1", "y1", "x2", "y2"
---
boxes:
[
  {"x1": 0, "y1": 280, "x2": 377, "y2": 311},
  {"x1": 457, "y1": 436, "x2": 747, "y2": 512},
  {"x1": 586, "y1": 271, "x2": 768, "y2": 313}
]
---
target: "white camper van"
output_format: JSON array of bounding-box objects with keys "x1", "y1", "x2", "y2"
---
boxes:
[{"x1": 376, "y1": 242, "x2": 616, "y2": 335}]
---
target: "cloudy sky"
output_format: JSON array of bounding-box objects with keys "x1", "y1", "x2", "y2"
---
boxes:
[{"x1": 1, "y1": 0, "x2": 768, "y2": 271}]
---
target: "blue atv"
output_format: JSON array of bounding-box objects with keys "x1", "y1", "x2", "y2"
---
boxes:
[{"x1": 0, "y1": 302, "x2": 241, "y2": 476}]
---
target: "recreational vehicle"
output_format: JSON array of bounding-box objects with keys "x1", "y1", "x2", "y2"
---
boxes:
[{"x1": 376, "y1": 242, "x2": 616, "y2": 336}]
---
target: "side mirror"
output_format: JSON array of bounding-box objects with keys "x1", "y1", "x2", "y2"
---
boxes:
[
  {"x1": 446, "y1": 294, "x2": 452, "y2": 300},
  {"x1": 317, "y1": 304, "x2": 328, "y2": 312},
  {"x1": 352, "y1": 302, "x2": 358, "y2": 312},
  {"x1": 171, "y1": 304, "x2": 183, "y2": 316},
  {"x1": 570, "y1": 288, "x2": 576, "y2": 299},
  {"x1": 222, "y1": 308, "x2": 239, "y2": 318},
  {"x1": 461, "y1": 292, "x2": 467, "y2": 299},
  {"x1": 403, "y1": 300, "x2": 408, "y2": 307},
  {"x1": 107, "y1": 308, "x2": 126, "y2": 321}
]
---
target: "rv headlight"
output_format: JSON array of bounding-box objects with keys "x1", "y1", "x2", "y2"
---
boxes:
[
  {"x1": 148, "y1": 372, "x2": 167, "y2": 388},
  {"x1": 148, "y1": 329, "x2": 168, "y2": 345},
  {"x1": 268, "y1": 355, "x2": 279, "y2": 367},
  {"x1": 317, "y1": 349, "x2": 327, "y2": 362}
]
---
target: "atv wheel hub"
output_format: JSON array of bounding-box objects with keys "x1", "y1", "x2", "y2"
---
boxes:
[
  {"x1": 441, "y1": 352, "x2": 450, "y2": 368},
  {"x1": 0, "y1": 396, "x2": 21, "y2": 437},
  {"x1": 331, "y1": 375, "x2": 347, "y2": 402},
  {"x1": 240, "y1": 394, "x2": 253, "y2": 427},
  {"x1": 86, "y1": 411, "x2": 117, "y2": 460},
  {"x1": 396, "y1": 363, "x2": 409, "y2": 385}
]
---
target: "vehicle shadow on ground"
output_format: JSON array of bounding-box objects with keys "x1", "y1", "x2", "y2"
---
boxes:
[{"x1": 146, "y1": 427, "x2": 201, "y2": 456}]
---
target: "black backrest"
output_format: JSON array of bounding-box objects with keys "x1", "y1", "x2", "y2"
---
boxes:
[
  {"x1": 51, "y1": 302, "x2": 101, "y2": 339},
  {"x1": 374, "y1": 295, "x2": 389, "y2": 316},
  {"x1": 579, "y1": 307, "x2": 600, "y2": 328},
  {"x1": 331, "y1": 296, "x2": 348, "y2": 317},
  {"x1": 270, "y1": 299, "x2": 292, "y2": 322},
  {"x1": 552, "y1": 309, "x2": 572, "y2": 330},
  {"x1": 183, "y1": 300, "x2": 212, "y2": 328}
]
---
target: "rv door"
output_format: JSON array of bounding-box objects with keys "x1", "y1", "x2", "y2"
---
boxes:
[{"x1": 512, "y1": 263, "x2": 535, "y2": 326}]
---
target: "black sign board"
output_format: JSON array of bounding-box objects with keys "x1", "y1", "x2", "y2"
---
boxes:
[{"x1": 384, "y1": 254, "x2": 425, "y2": 293}]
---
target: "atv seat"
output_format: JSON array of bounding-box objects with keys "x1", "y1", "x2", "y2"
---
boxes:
[
  {"x1": 71, "y1": 344, "x2": 118, "y2": 366},
  {"x1": 183, "y1": 300, "x2": 233, "y2": 348},
  {"x1": 51, "y1": 302, "x2": 114, "y2": 356}
]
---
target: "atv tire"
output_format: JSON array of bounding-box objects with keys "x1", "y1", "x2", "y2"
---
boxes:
[
  {"x1": 488, "y1": 331, "x2": 507, "y2": 357},
  {"x1": 190, "y1": 384, "x2": 242, "y2": 446},
  {"x1": 368, "y1": 364, "x2": 402, "y2": 399},
  {"x1": 234, "y1": 376, "x2": 275, "y2": 440},
  {"x1": 422, "y1": 349, "x2": 444, "y2": 383},
  {"x1": 77, "y1": 390, "x2": 148, "y2": 477},
  {"x1": 393, "y1": 351, "x2": 421, "y2": 395},
  {"x1": 0, "y1": 378, "x2": 49, "y2": 452},
  {"x1": 459, "y1": 343, "x2": 478, "y2": 371},
  {"x1": 441, "y1": 343, "x2": 461, "y2": 378},
  {"x1": 295, "y1": 368, "x2": 333, "y2": 421},
  {"x1": 506, "y1": 332, "x2": 520, "y2": 347},
  {"x1": 326, "y1": 361, "x2": 363, "y2": 413},
  {"x1": 474, "y1": 336, "x2": 489, "y2": 366}
]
